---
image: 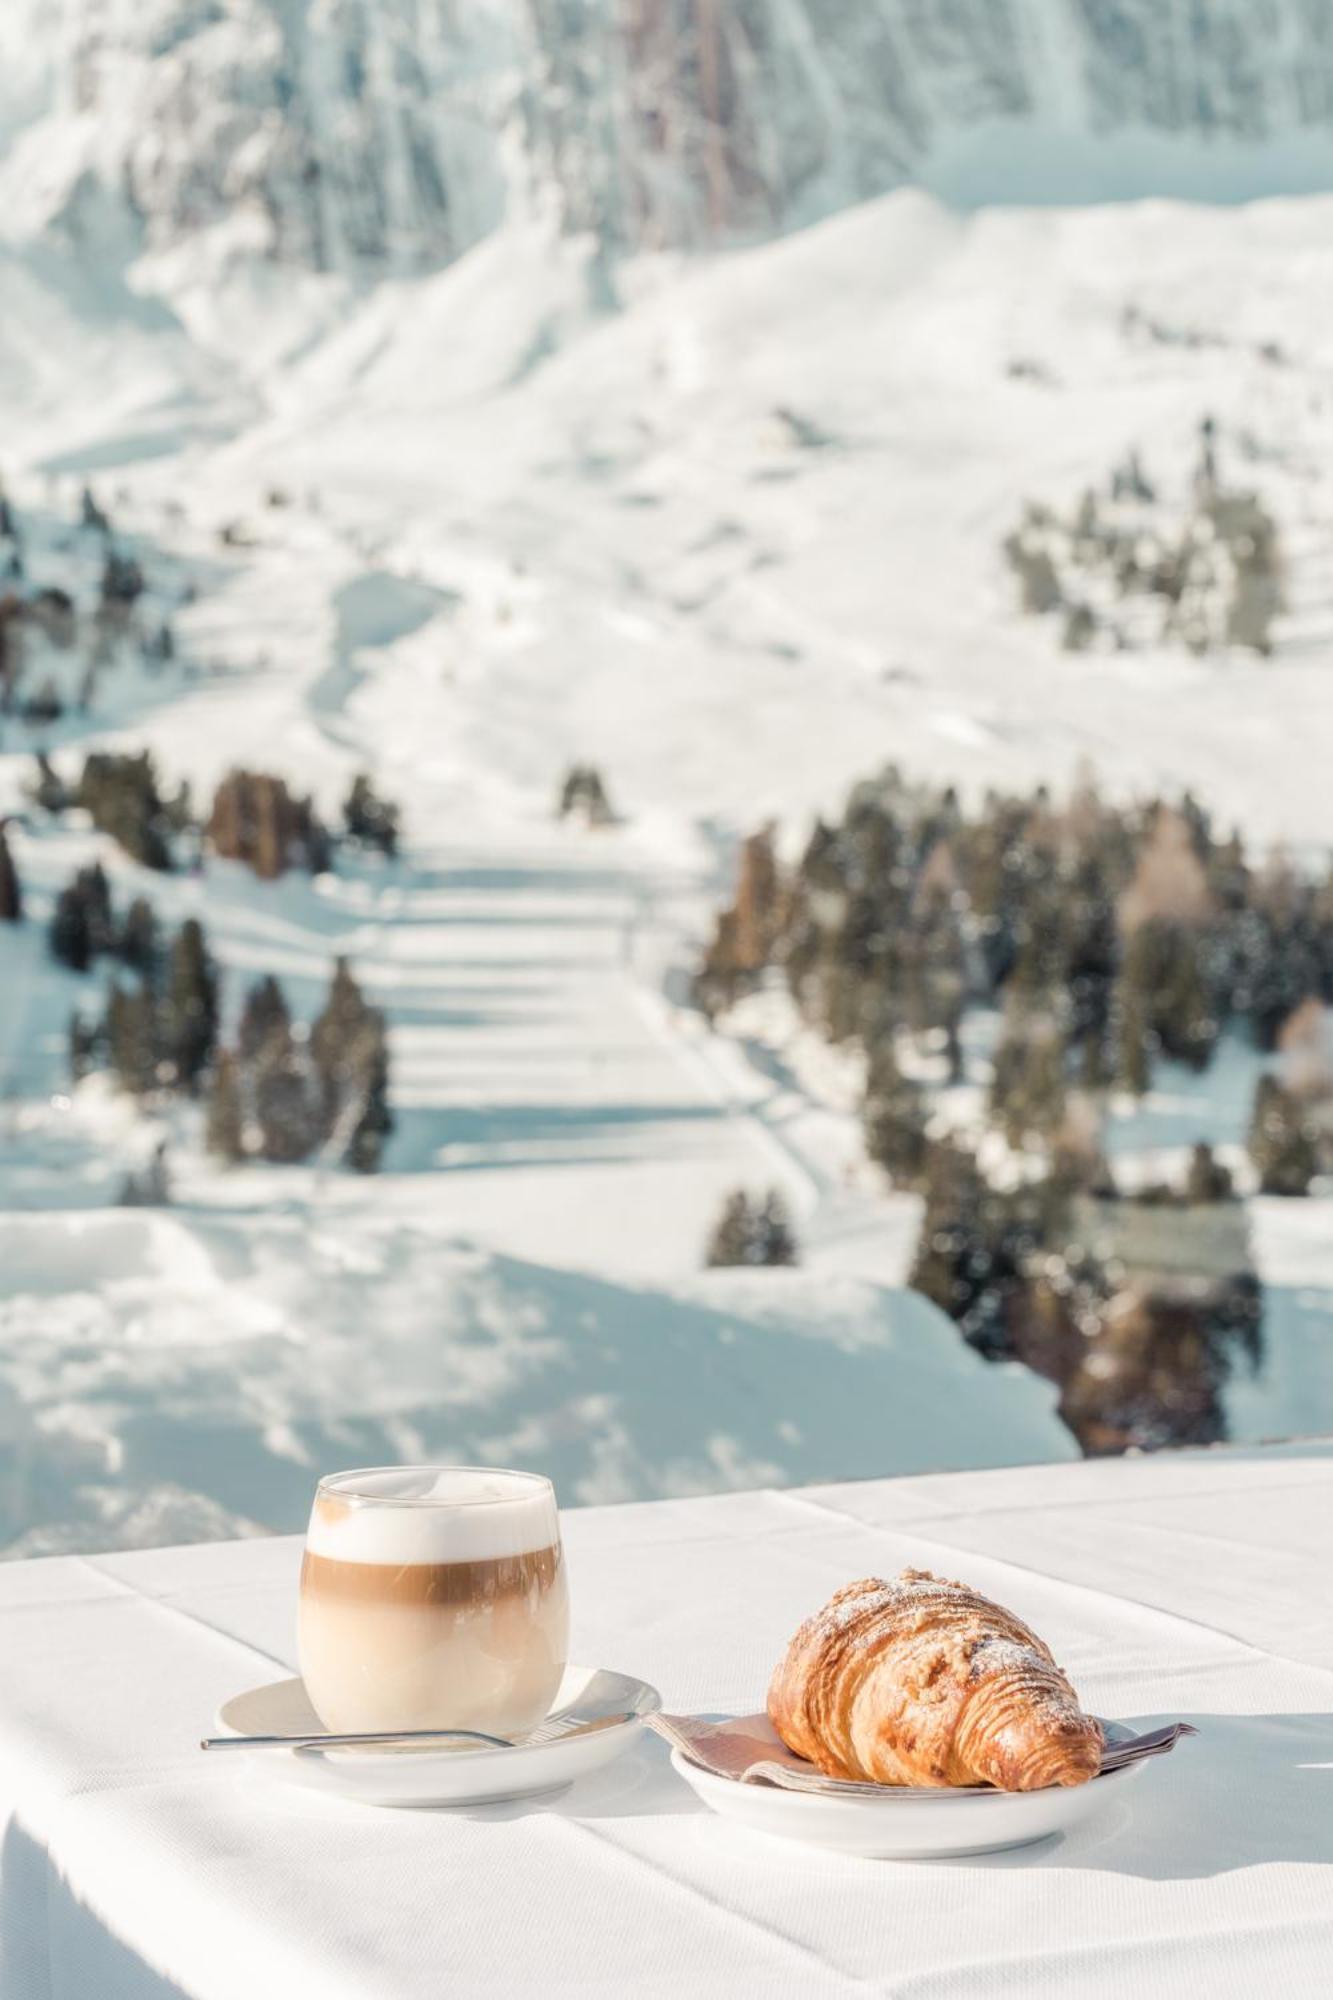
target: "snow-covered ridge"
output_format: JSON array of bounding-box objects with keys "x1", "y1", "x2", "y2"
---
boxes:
[
  {"x1": 0, "y1": 1213, "x2": 1074, "y2": 1556},
  {"x1": 3, "y1": 0, "x2": 1333, "y2": 311}
]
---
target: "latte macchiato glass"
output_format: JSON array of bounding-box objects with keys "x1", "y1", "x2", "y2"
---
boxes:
[{"x1": 299, "y1": 1467, "x2": 568, "y2": 1737}]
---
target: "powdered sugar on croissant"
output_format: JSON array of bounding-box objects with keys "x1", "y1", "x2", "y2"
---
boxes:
[{"x1": 767, "y1": 1570, "x2": 1102, "y2": 1791}]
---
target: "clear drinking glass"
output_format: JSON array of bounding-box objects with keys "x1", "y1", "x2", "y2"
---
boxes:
[{"x1": 298, "y1": 1466, "x2": 568, "y2": 1737}]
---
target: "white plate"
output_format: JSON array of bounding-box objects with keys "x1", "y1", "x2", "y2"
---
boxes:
[
  {"x1": 671, "y1": 1719, "x2": 1145, "y2": 1859},
  {"x1": 214, "y1": 1664, "x2": 660, "y2": 1808}
]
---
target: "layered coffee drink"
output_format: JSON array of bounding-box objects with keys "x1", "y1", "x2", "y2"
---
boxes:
[{"x1": 299, "y1": 1467, "x2": 568, "y2": 1737}]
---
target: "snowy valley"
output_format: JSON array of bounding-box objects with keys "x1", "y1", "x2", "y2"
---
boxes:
[{"x1": 1, "y1": 2, "x2": 1332, "y2": 1555}]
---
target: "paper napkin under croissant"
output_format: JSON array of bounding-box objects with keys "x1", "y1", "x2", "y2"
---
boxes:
[{"x1": 648, "y1": 1711, "x2": 1195, "y2": 1798}]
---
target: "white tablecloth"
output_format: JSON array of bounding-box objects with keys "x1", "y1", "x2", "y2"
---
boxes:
[{"x1": 2, "y1": 1443, "x2": 1332, "y2": 1999}]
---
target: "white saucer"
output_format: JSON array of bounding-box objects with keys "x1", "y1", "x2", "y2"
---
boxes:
[
  {"x1": 671, "y1": 1719, "x2": 1146, "y2": 1859},
  {"x1": 214, "y1": 1664, "x2": 660, "y2": 1809}
]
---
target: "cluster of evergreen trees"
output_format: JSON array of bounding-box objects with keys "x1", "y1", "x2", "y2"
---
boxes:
[
  {"x1": 904, "y1": 1138, "x2": 1262, "y2": 1453},
  {"x1": 206, "y1": 767, "x2": 402, "y2": 877},
  {"x1": 29, "y1": 749, "x2": 402, "y2": 882},
  {"x1": 1002, "y1": 421, "x2": 1285, "y2": 658},
  {"x1": 77, "y1": 751, "x2": 188, "y2": 871},
  {"x1": 205, "y1": 960, "x2": 392, "y2": 1172},
  {"x1": 59, "y1": 883, "x2": 394, "y2": 1175},
  {"x1": 50, "y1": 862, "x2": 162, "y2": 977},
  {"x1": 695, "y1": 766, "x2": 1333, "y2": 1450},
  {"x1": 1246, "y1": 999, "x2": 1332, "y2": 1195},
  {"x1": 556, "y1": 765, "x2": 615, "y2": 826},
  {"x1": 68, "y1": 915, "x2": 219, "y2": 1097},
  {"x1": 342, "y1": 773, "x2": 400, "y2": 856},
  {"x1": 207, "y1": 769, "x2": 332, "y2": 879},
  {"x1": 26, "y1": 749, "x2": 187, "y2": 870},
  {"x1": 0, "y1": 484, "x2": 176, "y2": 724},
  {"x1": 704, "y1": 1187, "x2": 799, "y2": 1267},
  {"x1": 699, "y1": 771, "x2": 1333, "y2": 1149}
]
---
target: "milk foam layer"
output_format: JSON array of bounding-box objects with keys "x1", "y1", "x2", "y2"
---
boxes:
[{"x1": 306, "y1": 1466, "x2": 558, "y2": 1564}]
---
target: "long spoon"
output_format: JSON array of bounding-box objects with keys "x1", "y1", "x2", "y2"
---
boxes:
[{"x1": 201, "y1": 1709, "x2": 638, "y2": 1754}]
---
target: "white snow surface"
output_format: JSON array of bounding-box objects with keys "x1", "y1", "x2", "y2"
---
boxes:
[{"x1": 1, "y1": 178, "x2": 1332, "y2": 1554}]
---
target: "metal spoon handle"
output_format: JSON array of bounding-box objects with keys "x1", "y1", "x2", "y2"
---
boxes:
[{"x1": 201, "y1": 1726, "x2": 514, "y2": 1752}]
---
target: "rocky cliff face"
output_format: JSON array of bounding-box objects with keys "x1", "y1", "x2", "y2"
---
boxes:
[{"x1": 3, "y1": 0, "x2": 1333, "y2": 284}]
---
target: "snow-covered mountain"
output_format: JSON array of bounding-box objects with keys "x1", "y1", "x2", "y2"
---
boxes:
[
  {"x1": 4, "y1": 0, "x2": 1333, "y2": 311},
  {"x1": 2, "y1": 6, "x2": 1332, "y2": 1557}
]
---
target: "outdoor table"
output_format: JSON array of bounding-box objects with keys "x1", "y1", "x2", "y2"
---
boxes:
[{"x1": 1, "y1": 1441, "x2": 1331, "y2": 1998}]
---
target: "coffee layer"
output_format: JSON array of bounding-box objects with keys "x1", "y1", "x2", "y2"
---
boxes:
[{"x1": 300, "y1": 1545, "x2": 562, "y2": 1607}]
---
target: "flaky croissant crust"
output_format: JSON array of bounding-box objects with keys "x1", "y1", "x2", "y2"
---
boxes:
[{"x1": 767, "y1": 1570, "x2": 1103, "y2": 1791}]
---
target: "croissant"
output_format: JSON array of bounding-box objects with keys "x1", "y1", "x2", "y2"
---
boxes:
[{"x1": 768, "y1": 1570, "x2": 1102, "y2": 1791}]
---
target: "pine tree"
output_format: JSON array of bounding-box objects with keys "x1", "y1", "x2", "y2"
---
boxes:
[
  {"x1": 104, "y1": 982, "x2": 159, "y2": 1095},
  {"x1": 80, "y1": 485, "x2": 109, "y2": 532},
  {"x1": 705, "y1": 1190, "x2": 754, "y2": 1267},
  {"x1": 163, "y1": 919, "x2": 218, "y2": 1092},
  {"x1": 84, "y1": 864, "x2": 113, "y2": 953},
  {"x1": 1061, "y1": 602, "x2": 1096, "y2": 652},
  {"x1": 205, "y1": 1051, "x2": 247, "y2": 1163},
  {"x1": 30, "y1": 753, "x2": 69, "y2": 815},
  {"x1": 1112, "y1": 970, "x2": 1153, "y2": 1095},
  {"x1": 1119, "y1": 805, "x2": 1211, "y2": 933},
  {"x1": 1276, "y1": 997, "x2": 1331, "y2": 1098},
  {"x1": 1063, "y1": 855, "x2": 1118, "y2": 1085},
  {"x1": 1184, "y1": 1142, "x2": 1234, "y2": 1205},
  {"x1": 693, "y1": 908, "x2": 744, "y2": 1021},
  {"x1": 1115, "y1": 919, "x2": 1216, "y2": 1076},
  {"x1": 49, "y1": 864, "x2": 113, "y2": 972},
  {"x1": 252, "y1": 775, "x2": 287, "y2": 881},
  {"x1": 901, "y1": 843, "x2": 967, "y2": 1053},
  {"x1": 305, "y1": 810, "x2": 334, "y2": 875},
  {"x1": 24, "y1": 677, "x2": 63, "y2": 726},
  {"x1": 1049, "y1": 1092, "x2": 1114, "y2": 1195},
  {"x1": 908, "y1": 1143, "x2": 1066, "y2": 1360},
  {"x1": 118, "y1": 897, "x2": 158, "y2": 977},
  {"x1": 1227, "y1": 568, "x2": 1279, "y2": 656},
  {"x1": 344, "y1": 1028, "x2": 393, "y2": 1172},
  {"x1": 1247, "y1": 1075, "x2": 1316, "y2": 1196},
  {"x1": 1017, "y1": 546, "x2": 1062, "y2": 614},
  {"x1": 253, "y1": 1026, "x2": 318, "y2": 1163},
  {"x1": 1221, "y1": 495, "x2": 1282, "y2": 657},
  {"x1": 119, "y1": 1141, "x2": 170, "y2": 1207},
  {"x1": 51, "y1": 892, "x2": 93, "y2": 976},
  {"x1": 989, "y1": 1000, "x2": 1067, "y2": 1147},
  {"x1": 754, "y1": 1188, "x2": 798, "y2": 1266},
  {"x1": 237, "y1": 975, "x2": 291, "y2": 1064},
  {"x1": 310, "y1": 958, "x2": 377, "y2": 1139},
  {"x1": 68, "y1": 1011, "x2": 99, "y2": 1083},
  {"x1": 862, "y1": 1040, "x2": 929, "y2": 1186},
  {"x1": 731, "y1": 828, "x2": 782, "y2": 975},
  {"x1": 556, "y1": 765, "x2": 614, "y2": 826},
  {"x1": 582, "y1": 768, "x2": 613, "y2": 826},
  {"x1": 0, "y1": 824, "x2": 20, "y2": 921},
  {"x1": 100, "y1": 549, "x2": 145, "y2": 607},
  {"x1": 165, "y1": 779, "x2": 193, "y2": 833},
  {"x1": 343, "y1": 773, "x2": 400, "y2": 856}
]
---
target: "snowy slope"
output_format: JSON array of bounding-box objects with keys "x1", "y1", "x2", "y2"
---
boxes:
[
  {"x1": 0, "y1": 1209, "x2": 1073, "y2": 1556},
  {"x1": 212, "y1": 190, "x2": 1333, "y2": 849},
  {"x1": 2, "y1": 52, "x2": 1333, "y2": 1554}
]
